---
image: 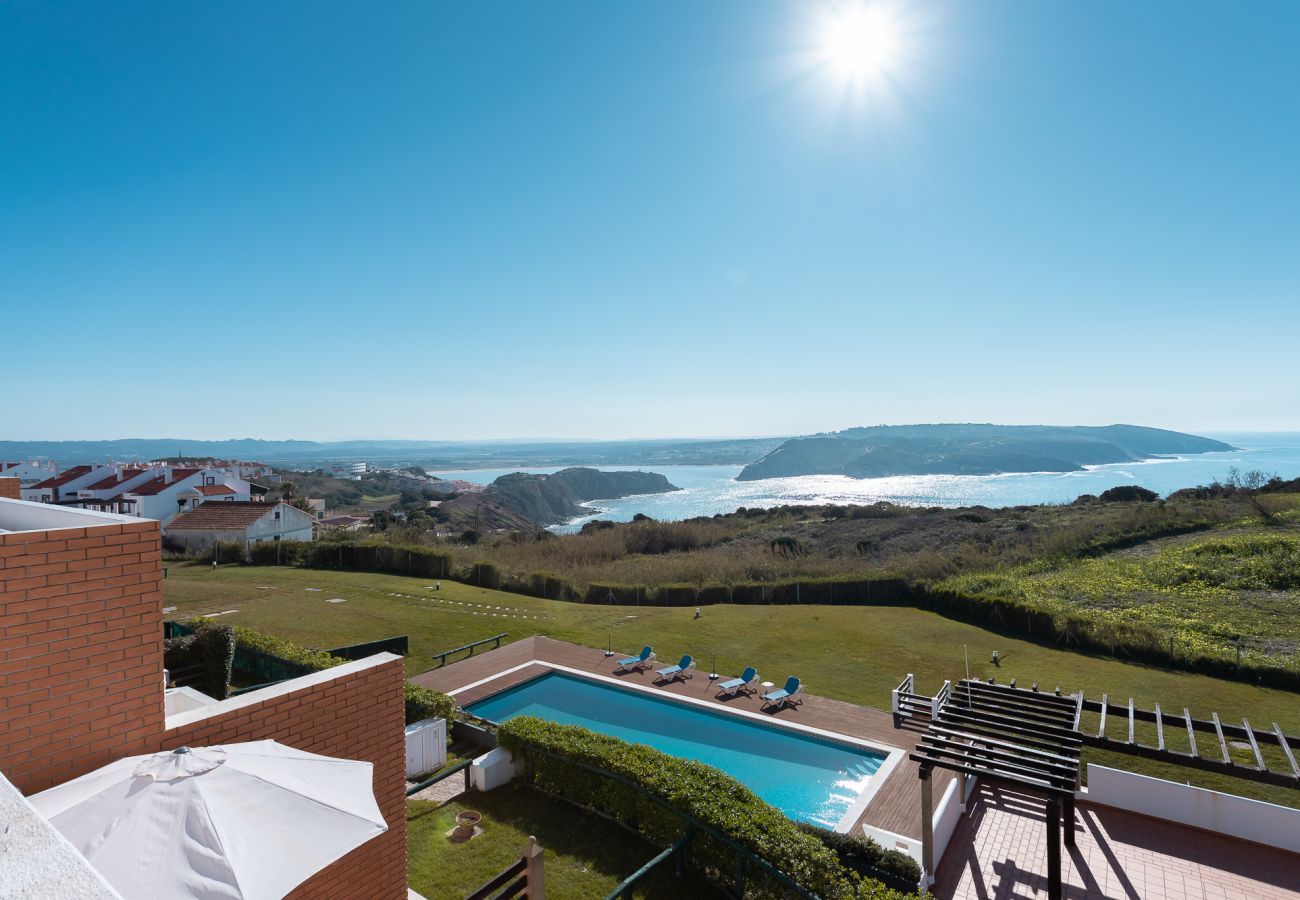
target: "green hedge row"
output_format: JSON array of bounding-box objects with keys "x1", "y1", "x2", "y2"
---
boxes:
[
  {"x1": 497, "y1": 717, "x2": 914, "y2": 900},
  {"x1": 795, "y1": 823, "x2": 921, "y2": 893},
  {"x1": 246, "y1": 540, "x2": 453, "y2": 576},
  {"x1": 579, "y1": 577, "x2": 911, "y2": 607},
  {"x1": 180, "y1": 618, "x2": 455, "y2": 725}
]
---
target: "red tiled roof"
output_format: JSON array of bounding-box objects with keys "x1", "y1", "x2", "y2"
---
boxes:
[
  {"x1": 167, "y1": 501, "x2": 289, "y2": 531},
  {"x1": 128, "y1": 469, "x2": 201, "y2": 496},
  {"x1": 320, "y1": 515, "x2": 369, "y2": 527},
  {"x1": 31, "y1": 466, "x2": 92, "y2": 489},
  {"x1": 84, "y1": 469, "x2": 145, "y2": 491},
  {"x1": 196, "y1": 484, "x2": 237, "y2": 496}
]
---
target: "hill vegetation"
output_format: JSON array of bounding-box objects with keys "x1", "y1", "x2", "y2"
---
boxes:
[
  {"x1": 737, "y1": 423, "x2": 1233, "y2": 480},
  {"x1": 300, "y1": 471, "x2": 1300, "y2": 677}
]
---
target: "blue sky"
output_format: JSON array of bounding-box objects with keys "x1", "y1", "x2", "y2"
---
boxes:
[{"x1": 2, "y1": 1, "x2": 1297, "y2": 440}]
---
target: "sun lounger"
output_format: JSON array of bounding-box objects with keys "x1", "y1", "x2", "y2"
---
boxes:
[
  {"x1": 615, "y1": 646, "x2": 655, "y2": 673},
  {"x1": 717, "y1": 666, "x2": 759, "y2": 698},
  {"x1": 762, "y1": 676, "x2": 804, "y2": 709},
  {"x1": 656, "y1": 654, "x2": 696, "y2": 682}
]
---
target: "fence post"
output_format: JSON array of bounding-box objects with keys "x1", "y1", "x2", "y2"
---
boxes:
[{"x1": 522, "y1": 835, "x2": 545, "y2": 898}]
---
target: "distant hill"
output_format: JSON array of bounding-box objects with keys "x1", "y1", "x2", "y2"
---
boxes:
[
  {"x1": 0, "y1": 437, "x2": 781, "y2": 469},
  {"x1": 736, "y1": 424, "x2": 1234, "y2": 481},
  {"x1": 437, "y1": 468, "x2": 680, "y2": 528}
]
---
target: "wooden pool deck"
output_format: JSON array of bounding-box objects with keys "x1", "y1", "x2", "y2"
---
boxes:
[{"x1": 410, "y1": 635, "x2": 953, "y2": 843}]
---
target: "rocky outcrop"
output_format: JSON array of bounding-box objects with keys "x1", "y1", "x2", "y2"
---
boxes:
[{"x1": 433, "y1": 468, "x2": 678, "y2": 528}]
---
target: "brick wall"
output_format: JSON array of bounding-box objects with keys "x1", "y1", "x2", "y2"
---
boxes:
[
  {"x1": 160, "y1": 657, "x2": 409, "y2": 899},
  {"x1": 0, "y1": 478, "x2": 19, "y2": 500},
  {"x1": 0, "y1": 518, "x2": 164, "y2": 793},
  {"x1": 1, "y1": 508, "x2": 408, "y2": 899}
]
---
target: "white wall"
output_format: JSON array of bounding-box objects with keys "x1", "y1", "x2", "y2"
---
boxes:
[
  {"x1": 0, "y1": 498, "x2": 141, "y2": 533},
  {"x1": 931, "y1": 775, "x2": 971, "y2": 874},
  {"x1": 131, "y1": 470, "x2": 209, "y2": 524},
  {"x1": 1, "y1": 460, "x2": 57, "y2": 484},
  {"x1": 245, "y1": 504, "x2": 315, "y2": 543},
  {"x1": 1084, "y1": 764, "x2": 1300, "y2": 855}
]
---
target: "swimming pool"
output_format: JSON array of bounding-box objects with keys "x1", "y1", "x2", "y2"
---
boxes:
[{"x1": 465, "y1": 670, "x2": 891, "y2": 830}]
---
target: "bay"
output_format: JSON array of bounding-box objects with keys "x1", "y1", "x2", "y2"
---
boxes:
[{"x1": 428, "y1": 432, "x2": 1300, "y2": 533}]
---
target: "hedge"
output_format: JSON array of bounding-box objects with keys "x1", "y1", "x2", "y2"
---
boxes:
[
  {"x1": 163, "y1": 624, "x2": 236, "y2": 699},
  {"x1": 195, "y1": 624, "x2": 236, "y2": 701},
  {"x1": 181, "y1": 618, "x2": 455, "y2": 725},
  {"x1": 795, "y1": 823, "x2": 921, "y2": 893},
  {"x1": 246, "y1": 540, "x2": 453, "y2": 577},
  {"x1": 404, "y1": 683, "x2": 457, "y2": 724},
  {"x1": 497, "y1": 717, "x2": 914, "y2": 899}
]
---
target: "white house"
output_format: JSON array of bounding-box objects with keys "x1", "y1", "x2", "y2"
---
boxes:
[
  {"x1": 119, "y1": 467, "x2": 249, "y2": 525},
  {"x1": 164, "y1": 501, "x2": 315, "y2": 553},
  {"x1": 0, "y1": 460, "x2": 57, "y2": 486},
  {"x1": 22, "y1": 463, "x2": 257, "y2": 523},
  {"x1": 22, "y1": 465, "x2": 115, "y2": 503}
]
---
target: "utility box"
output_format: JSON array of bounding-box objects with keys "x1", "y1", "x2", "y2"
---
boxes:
[
  {"x1": 470, "y1": 747, "x2": 522, "y2": 791},
  {"x1": 405, "y1": 718, "x2": 447, "y2": 778}
]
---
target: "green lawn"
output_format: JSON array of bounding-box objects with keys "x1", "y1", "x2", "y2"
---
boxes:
[
  {"x1": 165, "y1": 562, "x2": 1300, "y2": 806},
  {"x1": 407, "y1": 784, "x2": 721, "y2": 899}
]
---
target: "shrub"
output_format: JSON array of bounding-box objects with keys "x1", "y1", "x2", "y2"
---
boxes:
[
  {"x1": 162, "y1": 633, "x2": 198, "y2": 680},
  {"x1": 405, "y1": 682, "x2": 457, "y2": 723},
  {"x1": 469, "y1": 561, "x2": 501, "y2": 589},
  {"x1": 497, "y1": 717, "x2": 911, "y2": 899},
  {"x1": 1098, "y1": 485, "x2": 1159, "y2": 503},
  {"x1": 210, "y1": 540, "x2": 248, "y2": 564},
  {"x1": 194, "y1": 624, "x2": 237, "y2": 700},
  {"x1": 795, "y1": 822, "x2": 921, "y2": 891},
  {"x1": 222, "y1": 623, "x2": 346, "y2": 672},
  {"x1": 165, "y1": 625, "x2": 234, "y2": 699},
  {"x1": 183, "y1": 619, "x2": 455, "y2": 724}
]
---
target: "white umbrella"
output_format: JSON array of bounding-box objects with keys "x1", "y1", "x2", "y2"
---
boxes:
[{"x1": 29, "y1": 740, "x2": 388, "y2": 900}]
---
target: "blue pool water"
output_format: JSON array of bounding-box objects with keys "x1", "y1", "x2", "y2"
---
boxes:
[{"x1": 466, "y1": 671, "x2": 887, "y2": 828}]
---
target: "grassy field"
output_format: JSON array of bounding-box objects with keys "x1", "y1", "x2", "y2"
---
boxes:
[
  {"x1": 164, "y1": 562, "x2": 1300, "y2": 806},
  {"x1": 408, "y1": 784, "x2": 721, "y2": 899},
  {"x1": 941, "y1": 521, "x2": 1300, "y2": 670}
]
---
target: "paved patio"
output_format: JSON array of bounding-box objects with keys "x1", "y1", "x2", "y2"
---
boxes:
[{"x1": 933, "y1": 783, "x2": 1300, "y2": 900}]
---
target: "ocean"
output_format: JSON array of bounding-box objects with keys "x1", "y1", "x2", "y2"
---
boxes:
[{"x1": 429, "y1": 432, "x2": 1300, "y2": 533}]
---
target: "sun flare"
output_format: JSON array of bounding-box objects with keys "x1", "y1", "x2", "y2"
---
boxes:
[{"x1": 822, "y1": 6, "x2": 899, "y2": 81}]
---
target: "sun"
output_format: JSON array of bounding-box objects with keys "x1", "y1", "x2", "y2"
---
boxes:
[{"x1": 822, "y1": 7, "x2": 899, "y2": 81}]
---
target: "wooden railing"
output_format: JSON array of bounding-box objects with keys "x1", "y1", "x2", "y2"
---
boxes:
[
  {"x1": 466, "y1": 836, "x2": 544, "y2": 899},
  {"x1": 433, "y1": 632, "x2": 507, "y2": 667},
  {"x1": 892, "y1": 674, "x2": 952, "y2": 723}
]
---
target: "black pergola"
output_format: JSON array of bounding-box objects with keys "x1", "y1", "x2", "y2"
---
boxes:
[{"x1": 910, "y1": 679, "x2": 1082, "y2": 900}]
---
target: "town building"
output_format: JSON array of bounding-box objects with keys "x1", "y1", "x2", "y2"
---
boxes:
[
  {"x1": 118, "y1": 468, "x2": 253, "y2": 526},
  {"x1": 22, "y1": 464, "x2": 115, "y2": 503},
  {"x1": 0, "y1": 459, "x2": 57, "y2": 485},
  {"x1": 164, "y1": 500, "x2": 315, "y2": 552}
]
